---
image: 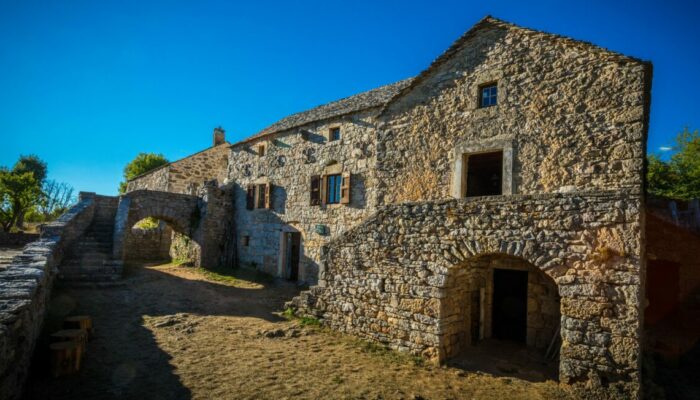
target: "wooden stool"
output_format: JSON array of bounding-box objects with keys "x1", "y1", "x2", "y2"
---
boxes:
[
  {"x1": 63, "y1": 315, "x2": 93, "y2": 339},
  {"x1": 49, "y1": 341, "x2": 82, "y2": 377},
  {"x1": 51, "y1": 329, "x2": 88, "y2": 355}
]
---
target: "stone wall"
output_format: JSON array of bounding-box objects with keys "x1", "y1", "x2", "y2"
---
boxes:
[
  {"x1": 0, "y1": 194, "x2": 96, "y2": 400},
  {"x1": 114, "y1": 187, "x2": 228, "y2": 269},
  {"x1": 291, "y1": 191, "x2": 644, "y2": 398},
  {"x1": 228, "y1": 109, "x2": 379, "y2": 282},
  {"x1": 376, "y1": 19, "x2": 650, "y2": 205},
  {"x1": 0, "y1": 232, "x2": 40, "y2": 246},
  {"x1": 123, "y1": 223, "x2": 172, "y2": 263},
  {"x1": 126, "y1": 143, "x2": 230, "y2": 195}
]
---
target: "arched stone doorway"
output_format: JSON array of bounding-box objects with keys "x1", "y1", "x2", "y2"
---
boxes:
[
  {"x1": 441, "y1": 254, "x2": 561, "y2": 376},
  {"x1": 112, "y1": 189, "x2": 215, "y2": 268}
]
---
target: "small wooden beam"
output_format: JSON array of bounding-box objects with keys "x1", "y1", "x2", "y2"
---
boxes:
[
  {"x1": 49, "y1": 341, "x2": 81, "y2": 377},
  {"x1": 64, "y1": 315, "x2": 94, "y2": 339}
]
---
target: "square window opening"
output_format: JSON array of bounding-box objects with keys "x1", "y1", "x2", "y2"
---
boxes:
[
  {"x1": 258, "y1": 144, "x2": 266, "y2": 157},
  {"x1": 329, "y1": 127, "x2": 341, "y2": 141},
  {"x1": 479, "y1": 83, "x2": 498, "y2": 108},
  {"x1": 326, "y1": 174, "x2": 342, "y2": 204},
  {"x1": 465, "y1": 151, "x2": 503, "y2": 197}
]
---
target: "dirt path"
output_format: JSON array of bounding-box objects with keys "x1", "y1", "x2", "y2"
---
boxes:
[{"x1": 24, "y1": 263, "x2": 572, "y2": 400}]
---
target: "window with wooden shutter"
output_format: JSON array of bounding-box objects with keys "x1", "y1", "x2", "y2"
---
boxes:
[
  {"x1": 264, "y1": 183, "x2": 272, "y2": 209},
  {"x1": 340, "y1": 172, "x2": 351, "y2": 204},
  {"x1": 310, "y1": 175, "x2": 321, "y2": 206},
  {"x1": 246, "y1": 185, "x2": 255, "y2": 210}
]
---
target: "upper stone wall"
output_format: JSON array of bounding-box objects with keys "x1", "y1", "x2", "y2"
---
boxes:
[
  {"x1": 377, "y1": 20, "x2": 650, "y2": 204},
  {"x1": 126, "y1": 143, "x2": 230, "y2": 195},
  {"x1": 227, "y1": 109, "x2": 379, "y2": 282}
]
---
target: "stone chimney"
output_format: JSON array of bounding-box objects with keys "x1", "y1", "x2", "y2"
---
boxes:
[{"x1": 213, "y1": 126, "x2": 226, "y2": 146}]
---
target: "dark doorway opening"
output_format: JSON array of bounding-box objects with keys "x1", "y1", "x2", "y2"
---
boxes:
[
  {"x1": 645, "y1": 259, "x2": 680, "y2": 326},
  {"x1": 286, "y1": 232, "x2": 301, "y2": 281},
  {"x1": 492, "y1": 268, "x2": 528, "y2": 343},
  {"x1": 466, "y1": 151, "x2": 503, "y2": 197}
]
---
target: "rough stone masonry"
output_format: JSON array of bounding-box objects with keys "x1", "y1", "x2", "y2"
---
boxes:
[{"x1": 124, "y1": 16, "x2": 651, "y2": 398}]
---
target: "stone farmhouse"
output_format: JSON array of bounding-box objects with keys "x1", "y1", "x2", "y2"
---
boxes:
[
  {"x1": 10, "y1": 15, "x2": 700, "y2": 400},
  {"x1": 122, "y1": 16, "x2": 655, "y2": 397}
]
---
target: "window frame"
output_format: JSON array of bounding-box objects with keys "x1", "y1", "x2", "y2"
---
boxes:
[
  {"x1": 463, "y1": 150, "x2": 504, "y2": 198},
  {"x1": 329, "y1": 127, "x2": 341, "y2": 142},
  {"x1": 325, "y1": 173, "x2": 342, "y2": 204},
  {"x1": 451, "y1": 139, "x2": 514, "y2": 199},
  {"x1": 478, "y1": 82, "x2": 498, "y2": 108}
]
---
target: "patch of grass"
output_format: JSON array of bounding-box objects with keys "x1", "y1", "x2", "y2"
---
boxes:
[
  {"x1": 281, "y1": 307, "x2": 321, "y2": 328},
  {"x1": 175, "y1": 263, "x2": 275, "y2": 287},
  {"x1": 192, "y1": 266, "x2": 240, "y2": 285}
]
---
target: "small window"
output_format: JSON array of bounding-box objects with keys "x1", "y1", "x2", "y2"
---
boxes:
[
  {"x1": 257, "y1": 144, "x2": 266, "y2": 157},
  {"x1": 329, "y1": 127, "x2": 341, "y2": 141},
  {"x1": 465, "y1": 151, "x2": 503, "y2": 197},
  {"x1": 242, "y1": 236, "x2": 250, "y2": 247},
  {"x1": 326, "y1": 174, "x2": 342, "y2": 204},
  {"x1": 479, "y1": 83, "x2": 498, "y2": 108}
]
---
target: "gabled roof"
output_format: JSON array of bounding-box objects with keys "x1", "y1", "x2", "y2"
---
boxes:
[
  {"x1": 380, "y1": 16, "x2": 648, "y2": 113},
  {"x1": 231, "y1": 15, "x2": 648, "y2": 148},
  {"x1": 231, "y1": 78, "x2": 413, "y2": 147}
]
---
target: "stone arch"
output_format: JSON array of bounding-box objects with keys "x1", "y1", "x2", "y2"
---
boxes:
[
  {"x1": 113, "y1": 190, "x2": 202, "y2": 265},
  {"x1": 440, "y1": 252, "x2": 561, "y2": 368},
  {"x1": 437, "y1": 237, "x2": 567, "y2": 282}
]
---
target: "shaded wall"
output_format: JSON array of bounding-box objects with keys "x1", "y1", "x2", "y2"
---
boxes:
[{"x1": 0, "y1": 193, "x2": 96, "y2": 400}]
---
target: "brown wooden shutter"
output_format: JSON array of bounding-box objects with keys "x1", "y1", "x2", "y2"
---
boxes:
[
  {"x1": 246, "y1": 185, "x2": 255, "y2": 210},
  {"x1": 320, "y1": 175, "x2": 327, "y2": 206},
  {"x1": 265, "y1": 183, "x2": 272, "y2": 209},
  {"x1": 310, "y1": 175, "x2": 321, "y2": 206},
  {"x1": 340, "y1": 172, "x2": 351, "y2": 204}
]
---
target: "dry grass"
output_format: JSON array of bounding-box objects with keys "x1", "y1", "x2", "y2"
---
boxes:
[{"x1": 25, "y1": 263, "x2": 573, "y2": 400}]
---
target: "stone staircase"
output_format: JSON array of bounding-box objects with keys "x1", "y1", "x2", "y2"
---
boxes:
[
  {"x1": 286, "y1": 285, "x2": 327, "y2": 317},
  {"x1": 59, "y1": 196, "x2": 123, "y2": 282}
]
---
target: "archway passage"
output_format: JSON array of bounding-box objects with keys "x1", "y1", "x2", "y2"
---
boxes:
[
  {"x1": 442, "y1": 254, "x2": 561, "y2": 381},
  {"x1": 113, "y1": 190, "x2": 205, "y2": 266}
]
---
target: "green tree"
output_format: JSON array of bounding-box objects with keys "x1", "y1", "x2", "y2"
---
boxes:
[
  {"x1": 0, "y1": 169, "x2": 42, "y2": 231},
  {"x1": 0, "y1": 155, "x2": 48, "y2": 231},
  {"x1": 119, "y1": 153, "x2": 169, "y2": 193},
  {"x1": 647, "y1": 127, "x2": 700, "y2": 200}
]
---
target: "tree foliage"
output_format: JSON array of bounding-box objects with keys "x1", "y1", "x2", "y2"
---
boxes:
[
  {"x1": 647, "y1": 127, "x2": 700, "y2": 200},
  {"x1": 119, "y1": 153, "x2": 169, "y2": 193},
  {"x1": 0, "y1": 166, "x2": 43, "y2": 231}
]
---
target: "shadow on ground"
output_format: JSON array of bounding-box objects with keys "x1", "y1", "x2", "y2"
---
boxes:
[{"x1": 23, "y1": 263, "x2": 300, "y2": 400}]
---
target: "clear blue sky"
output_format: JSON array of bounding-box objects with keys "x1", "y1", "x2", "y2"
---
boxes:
[{"x1": 1, "y1": 0, "x2": 698, "y2": 195}]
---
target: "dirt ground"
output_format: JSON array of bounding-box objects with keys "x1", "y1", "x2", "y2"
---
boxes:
[{"x1": 23, "y1": 263, "x2": 573, "y2": 400}]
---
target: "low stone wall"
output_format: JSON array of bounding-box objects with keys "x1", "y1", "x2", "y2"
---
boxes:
[
  {"x1": 0, "y1": 195, "x2": 96, "y2": 400},
  {"x1": 0, "y1": 232, "x2": 40, "y2": 246},
  {"x1": 124, "y1": 224, "x2": 172, "y2": 262},
  {"x1": 290, "y1": 190, "x2": 644, "y2": 398}
]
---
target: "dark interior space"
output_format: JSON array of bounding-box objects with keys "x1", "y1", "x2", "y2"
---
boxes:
[
  {"x1": 466, "y1": 151, "x2": 503, "y2": 197},
  {"x1": 287, "y1": 232, "x2": 301, "y2": 281},
  {"x1": 645, "y1": 259, "x2": 681, "y2": 326},
  {"x1": 492, "y1": 268, "x2": 528, "y2": 343}
]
